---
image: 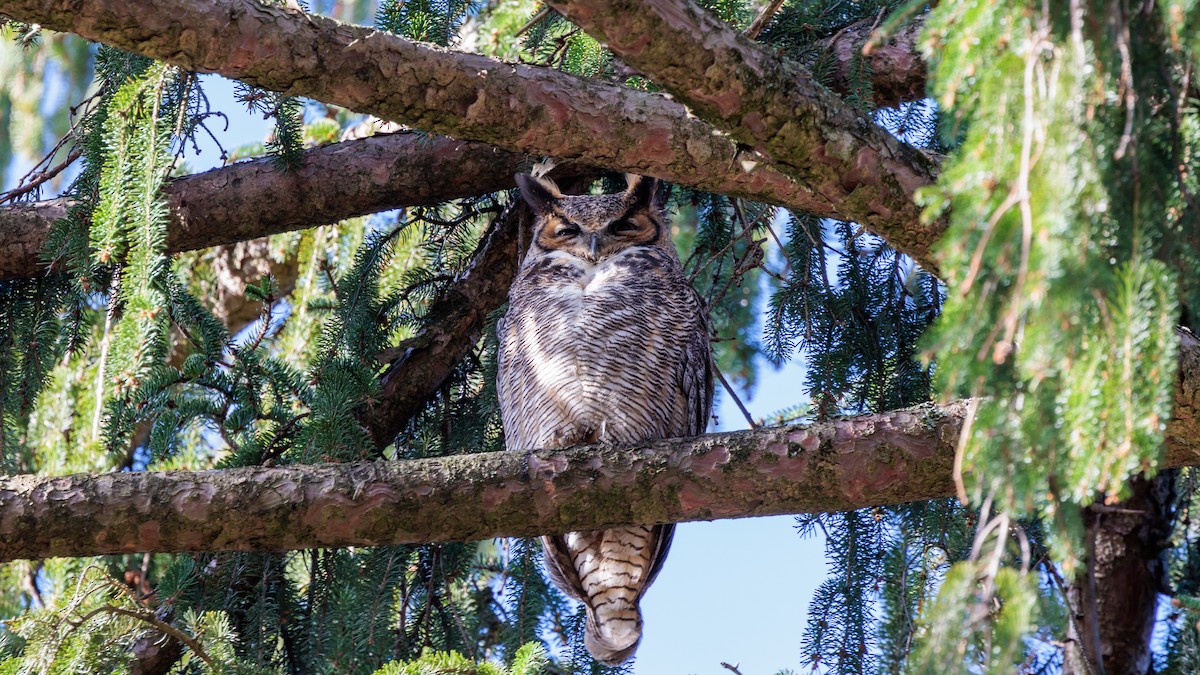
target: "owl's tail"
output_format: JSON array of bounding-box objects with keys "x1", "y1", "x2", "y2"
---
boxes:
[
  {"x1": 583, "y1": 590, "x2": 645, "y2": 666},
  {"x1": 540, "y1": 525, "x2": 674, "y2": 666}
]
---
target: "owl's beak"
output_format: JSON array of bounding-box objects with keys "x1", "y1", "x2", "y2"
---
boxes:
[{"x1": 589, "y1": 234, "x2": 601, "y2": 260}]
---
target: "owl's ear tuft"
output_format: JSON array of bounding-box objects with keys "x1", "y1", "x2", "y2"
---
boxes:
[
  {"x1": 624, "y1": 174, "x2": 662, "y2": 210},
  {"x1": 516, "y1": 173, "x2": 563, "y2": 214}
]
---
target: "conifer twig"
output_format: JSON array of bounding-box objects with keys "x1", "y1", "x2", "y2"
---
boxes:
[
  {"x1": 744, "y1": 0, "x2": 785, "y2": 39},
  {"x1": 951, "y1": 398, "x2": 978, "y2": 505},
  {"x1": 70, "y1": 605, "x2": 215, "y2": 667},
  {"x1": 0, "y1": 148, "x2": 83, "y2": 204},
  {"x1": 714, "y1": 363, "x2": 758, "y2": 429},
  {"x1": 515, "y1": 6, "x2": 552, "y2": 37}
]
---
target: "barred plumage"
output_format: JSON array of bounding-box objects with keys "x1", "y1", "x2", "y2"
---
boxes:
[{"x1": 496, "y1": 173, "x2": 713, "y2": 665}]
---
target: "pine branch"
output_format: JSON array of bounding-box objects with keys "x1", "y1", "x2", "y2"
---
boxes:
[
  {"x1": 362, "y1": 173, "x2": 596, "y2": 446},
  {"x1": 0, "y1": 133, "x2": 534, "y2": 281},
  {"x1": 544, "y1": 0, "x2": 942, "y2": 271},
  {"x1": 0, "y1": 0, "x2": 939, "y2": 267},
  {"x1": 361, "y1": 201, "x2": 520, "y2": 447}
]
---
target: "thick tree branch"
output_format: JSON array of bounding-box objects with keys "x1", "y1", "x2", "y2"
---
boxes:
[
  {"x1": 6, "y1": 324, "x2": 1200, "y2": 563},
  {"x1": 1066, "y1": 472, "x2": 1174, "y2": 675},
  {"x1": 5, "y1": 330, "x2": 1199, "y2": 561},
  {"x1": 0, "y1": 401, "x2": 970, "y2": 561},
  {"x1": 0, "y1": 133, "x2": 530, "y2": 281},
  {"x1": 0, "y1": 0, "x2": 940, "y2": 266},
  {"x1": 546, "y1": 0, "x2": 942, "y2": 270}
]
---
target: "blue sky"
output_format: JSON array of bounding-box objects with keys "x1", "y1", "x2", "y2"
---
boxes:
[{"x1": 636, "y1": 358, "x2": 824, "y2": 675}]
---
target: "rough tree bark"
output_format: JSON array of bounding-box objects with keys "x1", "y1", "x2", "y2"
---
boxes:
[
  {"x1": 546, "y1": 0, "x2": 941, "y2": 269},
  {"x1": 0, "y1": 0, "x2": 942, "y2": 267},
  {"x1": 5, "y1": 327, "x2": 1200, "y2": 562},
  {"x1": 1064, "y1": 473, "x2": 1174, "y2": 675},
  {"x1": 0, "y1": 133, "x2": 533, "y2": 280},
  {"x1": 813, "y1": 14, "x2": 928, "y2": 109},
  {"x1": 1, "y1": 400, "x2": 969, "y2": 561}
]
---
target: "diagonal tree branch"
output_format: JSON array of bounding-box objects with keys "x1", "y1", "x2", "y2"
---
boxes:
[
  {"x1": 545, "y1": 0, "x2": 942, "y2": 270},
  {"x1": 0, "y1": 133, "x2": 533, "y2": 281},
  {"x1": 362, "y1": 197, "x2": 523, "y2": 447},
  {"x1": 362, "y1": 174, "x2": 595, "y2": 446},
  {"x1": 0, "y1": 0, "x2": 940, "y2": 267}
]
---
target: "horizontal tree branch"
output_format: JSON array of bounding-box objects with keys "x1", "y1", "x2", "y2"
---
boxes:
[
  {"x1": 0, "y1": 0, "x2": 940, "y2": 267},
  {"x1": 5, "y1": 324, "x2": 1200, "y2": 561},
  {"x1": 0, "y1": 133, "x2": 531, "y2": 281},
  {"x1": 546, "y1": 0, "x2": 942, "y2": 269},
  {"x1": 2, "y1": 329, "x2": 1190, "y2": 559},
  {"x1": 0, "y1": 400, "x2": 971, "y2": 561},
  {"x1": 0, "y1": 134, "x2": 558, "y2": 446}
]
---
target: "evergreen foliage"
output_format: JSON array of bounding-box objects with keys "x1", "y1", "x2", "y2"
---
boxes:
[
  {"x1": 905, "y1": 1, "x2": 1200, "y2": 667},
  {"x1": 4, "y1": 0, "x2": 1200, "y2": 672}
]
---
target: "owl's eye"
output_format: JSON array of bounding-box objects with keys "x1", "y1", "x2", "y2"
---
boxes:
[
  {"x1": 555, "y1": 226, "x2": 581, "y2": 237},
  {"x1": 609, "y1": 220, "x2": 638, "y2": 235}
]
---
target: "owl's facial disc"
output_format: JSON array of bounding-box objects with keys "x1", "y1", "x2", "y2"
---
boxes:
[
  {"x1": 517, "y1": 172, "x2": 666, "y2": 262},
  {"x1": 535, "y1": 210, "x2": 660, "y2": 262}
]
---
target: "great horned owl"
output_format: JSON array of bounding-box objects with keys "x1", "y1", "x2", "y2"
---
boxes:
[{"x1": 496, "y1": 173, "x2": 714, "y2": 665}]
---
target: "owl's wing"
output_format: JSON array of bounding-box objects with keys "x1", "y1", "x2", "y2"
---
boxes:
[
  {"x1": 680, "y1": 287, "x2": 715, "y2": 437},
  {"x1": 641, "y1": 523, "x2": 675, "y2": 590},
  {"x1": 540, "y1": 523, "x2": 675, "y2": 604},
  {"x1": 540, "y1": 534, "x2": 587, "y2": 603},
  {"x1": 494, "y1": 309, "x2": 527, "y2": 446}
]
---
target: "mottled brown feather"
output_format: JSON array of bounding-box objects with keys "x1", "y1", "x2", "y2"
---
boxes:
[{"x1": 498, "y1": 174, "x2": 713, "y2": 665}]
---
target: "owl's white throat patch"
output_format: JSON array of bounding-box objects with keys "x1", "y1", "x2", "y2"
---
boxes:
[
  {"x1": 575, "y1": 261, "x2": 600, "y2": 287},
  {"x1": 544, "y1": 250, "x2": 606, "y2": 288}
]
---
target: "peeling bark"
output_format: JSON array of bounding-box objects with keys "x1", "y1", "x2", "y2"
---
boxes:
[
  {"x1": 0, "y1": 133, "x2": 532, "y2": 281},
  {"x1": 546, "y1": 0, "x2": 942, "y2": 270},
  {"x1": 0, "y1": 0, "x2": 940, "y2": 266}
]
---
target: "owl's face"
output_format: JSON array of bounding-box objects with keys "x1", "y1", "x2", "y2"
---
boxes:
[{"x1": 516, "y1": 173, "x2": 669, "y2": 263}]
